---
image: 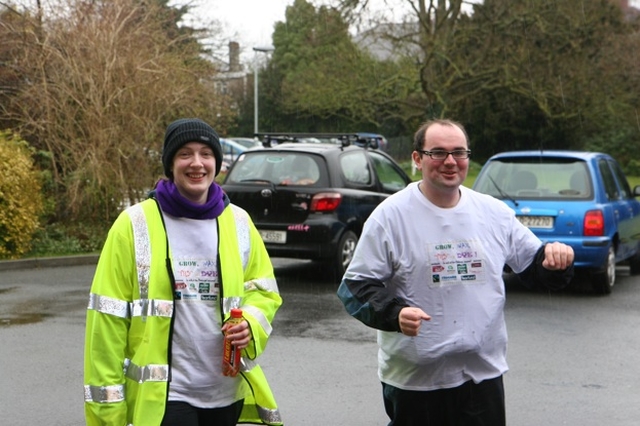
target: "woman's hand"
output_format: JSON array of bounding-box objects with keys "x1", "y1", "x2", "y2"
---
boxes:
[{"x1": 222, "y1": 319, "x2": 251, "y2": 349}]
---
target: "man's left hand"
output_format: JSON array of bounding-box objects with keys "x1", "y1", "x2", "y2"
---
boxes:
[{"x1": 542, "y1": 242, "x2": 574, "y2": 270}]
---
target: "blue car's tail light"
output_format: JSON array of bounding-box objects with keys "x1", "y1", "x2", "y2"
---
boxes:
[{"x1": 584, "y1": 210, "x2": 604, "y2": 236}]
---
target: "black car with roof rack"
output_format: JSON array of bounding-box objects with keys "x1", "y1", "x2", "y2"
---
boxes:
[{"x1": 221, "y1": 132, "x2": 411, "y2": 278}]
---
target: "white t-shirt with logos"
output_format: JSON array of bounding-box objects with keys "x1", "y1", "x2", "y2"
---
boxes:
[
  {"x1": 163, "y1": 214, "x2": 245, "y2": 407},
  {"x1": 346, "y1": 182, "x2": 541, "y2": 391}
]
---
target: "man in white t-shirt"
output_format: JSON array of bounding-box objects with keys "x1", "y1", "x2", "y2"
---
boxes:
[{"x1": 337, "y1": 119, "x2": 574, "y2": 426}]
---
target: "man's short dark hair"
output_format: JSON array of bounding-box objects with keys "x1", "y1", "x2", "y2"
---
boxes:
[{"x1": 413, "y1": 119, "x2": 469, "y2": 152}]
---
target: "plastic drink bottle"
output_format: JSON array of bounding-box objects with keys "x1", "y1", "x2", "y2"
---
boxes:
[{"x1": 222, "y1": 308, "x2": 243, "y2": 377}]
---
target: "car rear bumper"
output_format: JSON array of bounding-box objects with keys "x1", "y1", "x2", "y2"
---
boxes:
[
  {"x1": 257, "y1": 219, "x2": 347, "y2": 261},
  {"x1": 264, "y1": 242, "x2": 334, "y2": 260}
]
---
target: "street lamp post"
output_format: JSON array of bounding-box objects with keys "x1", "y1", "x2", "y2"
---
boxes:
[{"x1": 253, "y1": 46, "x2": 274, "y2": 135}]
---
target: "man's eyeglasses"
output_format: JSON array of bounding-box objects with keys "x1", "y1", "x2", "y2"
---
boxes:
[{"x1": 418, "y1": 150, "x2": 471, "y2": 160}]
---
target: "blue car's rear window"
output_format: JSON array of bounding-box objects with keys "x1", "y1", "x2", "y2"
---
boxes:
[{"x1": 474, "y1": 158, "x2": 592, "y2": 200}]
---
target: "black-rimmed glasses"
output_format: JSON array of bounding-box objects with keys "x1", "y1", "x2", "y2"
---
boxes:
[{"x1": 418, "y1": 150, "x2": 471, "y2": 160}]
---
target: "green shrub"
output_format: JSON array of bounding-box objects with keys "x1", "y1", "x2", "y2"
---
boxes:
[
  {"x1": 26, "y1": 222, "x2": 106, "y2": 257},
  {"x1": 625, "y1": 159, "x2": 640, "y2": 177},
  {"x1": 0, "y1": 131, "x2": 44, "y2": 259}
]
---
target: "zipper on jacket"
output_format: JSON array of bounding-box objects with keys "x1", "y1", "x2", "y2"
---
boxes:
[{"x1": 153, "y1": 199, "x2": 177, "y2": 396}]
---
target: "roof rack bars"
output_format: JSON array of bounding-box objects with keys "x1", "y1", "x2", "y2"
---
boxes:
[{"x1": 254, "y1": 132, "x2": 380, "y2": 149}]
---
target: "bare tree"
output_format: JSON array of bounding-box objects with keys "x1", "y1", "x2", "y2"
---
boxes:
[
  {"x1": 338, "y1": 0, "x2": 638, "y2": 159},
  {"x1": 339, "y1": 0, "x2": 470, "y2": 118},
  {"x1": 3, "y1": 0, "x2": 234, "y2": 225}
]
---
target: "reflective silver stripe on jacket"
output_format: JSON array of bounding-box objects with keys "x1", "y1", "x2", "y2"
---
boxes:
[
  {"x1": 130, "y1": 299, "x2": 173, "y2": 318},
  {"x1": 88, "y1": 294, "x2": 173, "y2": 319},
  {"x1": 245, "y1": 277, "x2": 279, "y2": 293},
  {"x1": 231, "y1": 205, "x2": 251, "y2": 268},
  {"x1": 127, "y1": 204, "x2": 151, "y2": 321},
  {"x1": 88, "y1": 293, "x2": 130, "y2": 318},
  {"x1": 228, "y1": 204, "x2": 280, "y2": 316},
  {"x1": 240, "y1": 357, "x2": 257, "y2": 373},
  {"x1": 258, "y1": 406, "x2": 282, "y2": 424},
  {"x1": 84, "y1": 384, "x2": 125, "y2": 403},
  {"x1": 124, "y1": 359, "x2": 169, "y2": 383},
  {"x1": 222, "y1": 296, "x2": 242, "y2": 314},
  {"x1": 241, "y1": 305, "x2": 273, "y2": 336}
]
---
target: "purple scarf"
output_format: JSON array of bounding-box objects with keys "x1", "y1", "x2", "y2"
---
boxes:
[{"x1": 155, "y1": 179, "x2": 227, "y2": 219}]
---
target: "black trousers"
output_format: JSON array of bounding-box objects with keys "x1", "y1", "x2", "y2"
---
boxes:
[
  {"x1": 382, "y1": 376, "x2": 506, "y2": 426},
  {"x1": 160, "y1": 399, "x2": 244, "y2": 426}
]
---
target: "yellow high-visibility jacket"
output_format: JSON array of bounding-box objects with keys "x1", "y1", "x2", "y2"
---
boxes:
[{"x1": 84, "y1": 199, "x2": 283, "y2": 426}]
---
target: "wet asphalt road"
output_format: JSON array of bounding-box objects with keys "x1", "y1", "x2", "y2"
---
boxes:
[{"x1": 1, "y1": 259, "x2": 640, "y2": 425}]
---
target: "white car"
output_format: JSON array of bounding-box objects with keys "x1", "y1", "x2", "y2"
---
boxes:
[
  {"x1": 226, "y1": 137, "x2": 263, "y2": 150},
  {"x1": 219, "y1": 138, "x2": 248, "y2": 173}
]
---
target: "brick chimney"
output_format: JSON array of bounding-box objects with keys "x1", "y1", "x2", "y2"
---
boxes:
[{"x1": 229, "y1": 41, "x2": 241, "y2": 72}]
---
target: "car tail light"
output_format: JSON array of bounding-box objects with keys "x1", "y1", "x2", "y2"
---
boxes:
[
  {"x1": 583, "y1": 210, "x2": 604, "y2": 236},
  {"x1": 310, "y1": 192, "x2": 342, "y2": 212}
]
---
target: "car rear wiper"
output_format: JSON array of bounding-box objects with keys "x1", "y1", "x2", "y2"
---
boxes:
[
  {"x1": 239, "y1": 178, "x2": 277, "y2": 191},
  {"x1": 487, "y1": 175, "x2": 519, "y2": 207},
  {"x1": 240, "y1": 178, "x2": 271, "y2": 184}
]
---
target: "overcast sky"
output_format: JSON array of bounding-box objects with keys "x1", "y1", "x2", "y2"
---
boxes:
[
  {"x1": 184, "y1": 0, "x2": 293, "y2": 51},
  {"x1": 181, "y1": 0, "x2": 640, "y2": 59},
  {"x1": 182, "y1": 0, "x2": 415, "y2": 55}
]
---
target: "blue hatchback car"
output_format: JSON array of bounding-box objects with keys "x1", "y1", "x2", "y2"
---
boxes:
[{"x1": 473, "y1": 150, "x2": 640, "y2": 294}]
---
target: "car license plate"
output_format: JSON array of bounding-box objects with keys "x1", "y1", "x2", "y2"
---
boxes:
[
  {"x1": 259, "y1": 230, "x2": 287, "y2": 244},
  {"x1": 517, "y1": 215, "x2": 554, "y2": 229}
]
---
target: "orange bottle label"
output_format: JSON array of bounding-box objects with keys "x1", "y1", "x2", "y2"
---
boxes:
[{"x1": 222, "y1": 309, "x2": 243, "y2": 377}]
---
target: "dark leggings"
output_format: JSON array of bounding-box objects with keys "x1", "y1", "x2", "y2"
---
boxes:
[
  {"x1": 161, "y1": 399, "x2": 244, "y2": 426},
  {"x1": 382, "y1": 376, "x2": 506, "y2": 426}
]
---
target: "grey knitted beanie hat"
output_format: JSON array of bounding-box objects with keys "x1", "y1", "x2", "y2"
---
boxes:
[{"x1": 162, "y1": 118, "x2": 223, "y2": 178}]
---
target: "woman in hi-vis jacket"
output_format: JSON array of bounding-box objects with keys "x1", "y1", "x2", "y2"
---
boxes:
[{"x1": 84, "y1": 118, "x2": 283, "y2": 426}]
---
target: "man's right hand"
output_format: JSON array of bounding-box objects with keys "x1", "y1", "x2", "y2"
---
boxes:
[{"x1": 398, "y1": 307, "x2": 431, "y2": 336}]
